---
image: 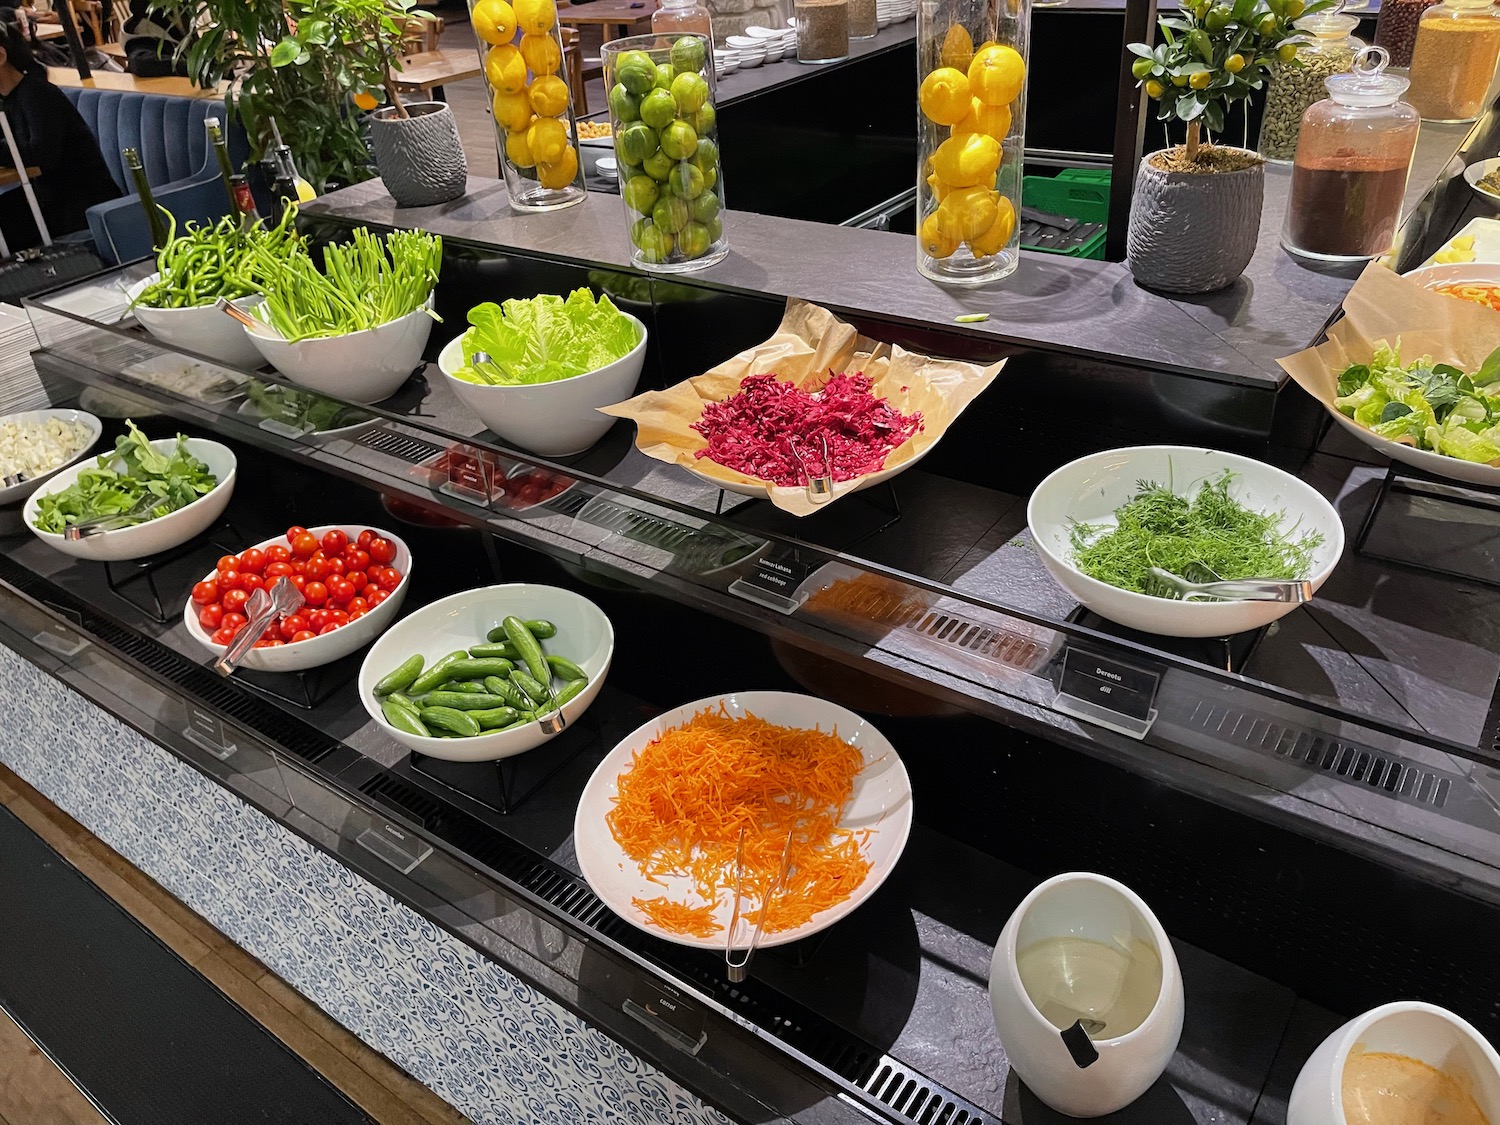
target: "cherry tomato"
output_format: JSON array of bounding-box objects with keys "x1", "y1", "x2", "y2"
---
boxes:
[
  {"x1": 253, "y1": 639, "x2": 273, "y2": 648},
  {"x1": 191, "y1": 579, "x2": 219, "y2": 605},
  {"x1": 266, "y1": 544, "x2": 291, "y2": 564},
  {"x1": 218, "y1": 569, "x2": 241, "y2": 591},
  {"x1": 286, "y1": 525, "x2": 308, "y2": 544},
  {"x1": 279, "y1": 614, "x2": 308, "y2": 640},
  {"x1": 262, "y1": 625, "x2": 280, "y2": 641},
  {"x1": 362, "y1": 583, "x2": 381, "y2": 601},
  {"x1": 288, "y1": 574, "x2": 307, "y2": 593},
  {"x1": 305, "y1": 557, "x2": 330, "y2": 580},
  {"x1": 348, "y1": 597, "x2": 369, "y2": 615},
  {"x1": 345, "y1": 570, "x2": 367, "y2": 591},
  {"x1": 198, "y1": 604, "x2": 224, "y2": 629},
  {"x1": 292, "y1": 630, "x2": 317, "y2": 643},
  {"x1": 357, "y1": 529, "x2": 375, "y2": 549},
  {"x1": 376, "y1": 568, "x2": 402, "y2": 592},
  {"x1": 240, "y1": 573, "x2": 265, "y2": 593},
  {"x1": 265, "y1": 561, "x2": 294, "y2": 579},
  {"x1": 321, "y1": 529, "x2": 349, "y2": 554},
  {"x1": 327, "y1": 609, "x2": 349, "y2": 626},
  {"x1": 211, "y1": 626, "x2": 236, "y2": 645},
  {"x1": 222, "y1": 612, "x2": 248, "y2": 631},
  {"x1": 369, "y1": 589, "x2": 390, "y2": 606},
  {"x1": 318, "y1": 623, "x2": 341, "y2": 636},
  {"x1": 291, "y1": 559, "x2": 308, "y2": 576},
  {"x1": 345, "y1": 547, "x2": 371, "y2": 571},
  {"x1": 303, "y1": 581, "x2": 328, "y2": 607},
  {"x1": 291, "y1": 532, "x2": 319, "y2": 558},
  {"x1": 324, "y1": 556, "x2": 346, "y2": 576},
  {"x1": 348, "y1": 608, "x2": 367, "y2": 621},
  {"x1": 223, "y1": 588, "x2": 249, "y2": 613},
  {"x1": 328, "y1": 579, "x2": 355, "y2": 606},
  {"x1": 216, "y1": 554, "x2": 241, "y2": 574},
  {"x1": 367, "y1": 536, "x2": 396, "y2": 565}
]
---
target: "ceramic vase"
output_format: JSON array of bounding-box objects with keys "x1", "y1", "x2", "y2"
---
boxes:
[
  {"x1": 369, "y1": 102, "x2": 468, "y2": 208},
  {"x1": 1126, "y1": 148, "x2": 1264, "y2": 294}
]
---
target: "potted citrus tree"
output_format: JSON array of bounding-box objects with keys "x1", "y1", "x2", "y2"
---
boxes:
[{"x1": 1126, "y1": 0, "x2": 1332, "y2": 293}]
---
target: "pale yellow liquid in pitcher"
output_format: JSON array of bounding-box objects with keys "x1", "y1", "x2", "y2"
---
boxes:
[
  {"x1": 1015, "y1": 935, "x2": 1163, "y2": 1038},
  {"x1": 1342, "y1": 1051, "x2": 1490, "y2": 1125}
]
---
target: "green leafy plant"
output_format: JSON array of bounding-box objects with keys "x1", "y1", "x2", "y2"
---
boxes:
[
  {"x1": 1127, "y1": 0, "x2": 1334, "y2": 164},
  {"x1": 156, "y1": 0, "x2": 427, "y2": 192}
]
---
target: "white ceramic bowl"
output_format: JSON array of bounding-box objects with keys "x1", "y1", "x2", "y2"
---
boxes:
[
  {"x1": 1465, "y1": 158, "x2": 1500, "y2": 206},
  {"x1": 243, "y1": 298, "x2": 435, "y2": 404},
  {"x1": 127, "y1": 275, "x2": 267, "y2": 370},
  {"x1": 24, "y1": 437, "x2": 237, "y2": 562},
  {"x1": 1288, "y1": 1002, "x2": 1500, "y2": 1125},
  {"x1": 183, "y1": 524, "x2": 411, "y2": 673},
  {"x1": 436, "y1": 314, "x2": 646, "y2": 457},
  {"x1": 359, "y1": 583, "x2": 614, "y2": 762},
  {"x1": 763, "y1": 42, "x2": 785, "y2": 61},
  {"x1": 1027, "y1": 446, "x2": 1344, "y2": 638},
  {"x1": 574, "y1": 690, "x2": 913, "y2": 950},
  {"x1": 744, "y1": 24, "x2": 781, "y2": 37},
  {"x1": 0, "y1": 409, "x2": 102, "y2": 506}
]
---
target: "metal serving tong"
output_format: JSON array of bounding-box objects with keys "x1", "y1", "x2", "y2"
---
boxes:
[
  {"x1": 214, "y1": 577, "x2": 304, "y2": 677},
  {"x1": 64, "y1": 492, "x2": 159, "y2": 540},
  {"x1": 1143, "y1": 564, "x2": 1313, "y2": 604},
  {"x1": 216, "y1": 296, "x2": 276, "y2": 336},
  {"x1": 2, "y1": 469, "x2": 27, "y2": 488},
  {"x1": 536, "y1": 674, "x2": 568, "y2": 736},
  {"x1": 468, "y1": 351, "x2": 503, "y2": 386},
  {"x1": 788, "y1": 434, "x2": 834, "y2": 506},
  {"x1": 725, "y1": 828, "x2": 794, "y2": 982}
]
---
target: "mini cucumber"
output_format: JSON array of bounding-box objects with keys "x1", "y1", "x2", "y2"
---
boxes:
[
  {"x1": 470, "y1": 706, "x2": 520, "y2": 730},
  {"x1": 523, "y1": 619, "x2": 556, "y2": 639},
  {"x1": 441, "y1": 657, "x2": 518, "y2": 681},
  {"x1": 466, "y1": 643, "x2": 516, "y2": 662},
  {"x1": 483, "y1": 676, "x2": 532, "y2": 710},
  {"x1": 381, "y1": 698, "x2": 430, "y2": 737},
  {"x1": 535, "y1": 678, "x2": 588, "y2": 716},
  {"x1": 420, "y1": 706, "x2": 480, "y2": 737},
  {"x1": 443, "y1": 680, "x2": 489, "y2": 694},
  {"x1": 545, "y1": 654, "x2": 588, "y2": 683},
  {"x1": 423, "y1": 691, "x2": 511, "y2": 711},
  {"x1": 409, "y1": 650, "x2": 470, "y2": 695},
  {"x1": 510, "y1": 668, "x2": 549, "y2": 704},
  {"x1": 503, "y1": 616, "x2": 550, "y2": 684},
  {"x1": 386, "y1": 691, "x2": 420, "y2": 713},
  {"x1": 374, "y1": 654, "x2": 424, "y2": 696}
]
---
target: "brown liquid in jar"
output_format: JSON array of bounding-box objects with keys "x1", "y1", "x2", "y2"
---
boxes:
[
  {"x1": 1341, "y1": 1051, "x2": 1490, "y2": 1125},
  {"x1": 1286, "y1": 152, "x2": 1409, "y2": 258},
  {"x1": 1406, "y1": 16, "x2": 1500, "y2": 120}
]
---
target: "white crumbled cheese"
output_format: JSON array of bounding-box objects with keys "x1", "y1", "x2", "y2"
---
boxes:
[{"x1": 0, "y1": 417, "x2": 94, "y2": 480}]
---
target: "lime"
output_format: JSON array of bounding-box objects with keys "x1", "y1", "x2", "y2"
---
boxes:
[
  {"x1": 617, "y1": 59, "x2": 656, "y2": 96},
  {"x1": 671, "y1": 71, "x2": 710, "y2": 114},
  {"x1": 616, "y1": 122, "x2": 659, "y2": 165},
  {"x1": 700, "y1": 163, "x2": 718, "y2": 190},
  {"x1": 678, "y1": 220, "x2": 713, "y2": 259},
  {"x1": 623, "y1": 173, "x2": 660, "y2": 214},
  {"x1": 640, "y1": 88, "x2": 678, "y2": 129},
  {"x1": 669, "y1": 161, "x2": 705, "y2": 198},
  {"x1": 642, "y1": 150, "x2": 675, "y2": 181},
  {"x1": 654, "y1": 63, "x2": 676, "y2": 90},
  {"x1": 652, "y1": 195, "x2": 690, "y2": 234},
  {"x1": 690, "y1": 189, "x2": 720, "y2": 223},
  {"x1": 702, "y1": 215, "x2": 723, "y2": 243},
  {"x1": 660, "y1": 119, "x2": 698, "y2": 160},
  {"x1": 609, "y1": 83, "x2": 640, "y2": 123},
  {"x1": 693, "y1": 102, "x2": 717, "y2": 135},
  {"x1": 632, "y1": 221, "x2": 673, "y2": 263},
  {"x1": 688, "y1": 136, "x2": 718, "y2": 173},
  {"x1": 670, "y1": 35, "x2": 707, "y2": 73}
]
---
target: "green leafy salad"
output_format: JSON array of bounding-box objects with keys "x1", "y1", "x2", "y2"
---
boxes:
[
  {"x1": 33, "y1": 422, "x2": 218, "y2": 534},
  {"x1": 1069, "y1": 472, "x2": 1322, "y2": 596},
  {"x1": 453, "y1": 289, "x2": 640, "y2": 386},
  {"x1": 1336, "y1": 341, "x2": 1500, "y2": 465}
]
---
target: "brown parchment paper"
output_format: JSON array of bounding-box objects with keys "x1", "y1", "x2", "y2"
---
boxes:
[
  {"x1": 1278, "y1": 262, "x2": 1500, "y2": 407},
  {"x1": 600, "y1": 299, "x2": 1006, "y2": 516}
]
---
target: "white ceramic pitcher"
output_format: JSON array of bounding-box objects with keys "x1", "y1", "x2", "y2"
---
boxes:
[
  {"x1": 1288, "y1": 1001, "x2": 1500, "y2": 1125},
  {"x1": 988, "y1": 872, "x2": 1185, "y2": 1118}
]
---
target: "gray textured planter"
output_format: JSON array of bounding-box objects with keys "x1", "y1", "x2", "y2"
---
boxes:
[
  {"x1": 1126, "y1": 148, "x2": 1264, "y2": 295},
  {"x1": 370, "y1": 102, "x2": 468, "y2": 208}
]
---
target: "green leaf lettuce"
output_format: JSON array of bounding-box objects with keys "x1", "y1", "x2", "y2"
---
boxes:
[{"x1": 454, "y1": 289, "x2": 640, "y2": 387}]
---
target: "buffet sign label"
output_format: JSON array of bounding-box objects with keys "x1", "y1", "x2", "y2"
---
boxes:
[
  {"x1": 1053, "y1": 646, "x2": 1162, "y2": 740},
  {"x1": 730, "y1": 547, "x2": 813, "y2": 615},
  {"x1": 625, "y1": 978, "x2": 707, "y2": 1056}
]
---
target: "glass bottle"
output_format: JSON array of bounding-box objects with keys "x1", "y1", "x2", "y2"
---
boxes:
[
  {"x1": 1282, "y1": 47, "x2": 1420, "y2": 262},
  {"x1": 915, "y1": 0, "x2": 1030, "y2": 284},
  {"x1": 267, "y1": 117, "x2": 317, "y2": 208},
  {"x1": 204, "y1": 116, "x2": 238, "y2": 214},
  {"x1": 229, "y1": 174, "x2": 262, "y2": 228},
  {"x1": 122, "y1": 147, "x2": 170, "y2": 250},
  {"x1": 1259, "y1": 10, "x2": 1363, "y2": 164},
  {"x1": 652, "y1": 0, "x2": 714, "y2": 42},
  {"x1": 1406, "y1": 0, "x2": 1500, "y2": 123},
  {"x1": 1373, "y1": 0, "x2": 1427, "y2": 66}
]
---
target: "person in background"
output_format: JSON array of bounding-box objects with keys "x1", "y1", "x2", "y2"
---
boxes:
[{"x1": 0, "y1": 16, "x2": 120, "y2": 250}]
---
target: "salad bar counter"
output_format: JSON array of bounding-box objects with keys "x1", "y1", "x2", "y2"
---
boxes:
[{"x1": 7, "y1": 140, "x2": 1500, "y2": 1124}]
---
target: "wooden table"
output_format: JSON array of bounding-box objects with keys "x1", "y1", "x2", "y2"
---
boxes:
[
  {"x1": 46, "y1": 68, "x2": 226, "y2": 99},
  {"x1": 391, "y1": 49, "x2": 482, "y2": 102},
  {"x1": 35, "y1": 23, "x2": 65, "y2": 39},
  {"x1": 0, "y1": 168, "x2": 41, "y2": 187},
  {"x1": 558, "y1": 0, "x2": 657, "y2": 44}
]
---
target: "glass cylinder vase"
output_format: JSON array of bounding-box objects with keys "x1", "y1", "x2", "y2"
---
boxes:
[
  {"x1": 602, "y1": 34, "x2": 729, "y2": 272},
  {"x1": 916, "y1": 0, "x2": 1030, "y2": 285},
  {"x1": 467, "y1": 0, "x2": 586, "y2": 212}
]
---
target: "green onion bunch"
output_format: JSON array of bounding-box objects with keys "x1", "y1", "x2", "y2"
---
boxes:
[
  {"x1": 132, "y1": 206, "x2": 301, "y2": 310},
  {"x1": 246, "y1": 227, "x2": 443, "y2": 342}
]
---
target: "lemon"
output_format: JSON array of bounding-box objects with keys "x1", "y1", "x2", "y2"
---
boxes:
[
  {"x1": 951, "y1": 96, "x2": 1011, "y2": 139},
  {"x1": 537, "y1": 144, "x2": 578, "y2": 188},
  {"x1": 931, "y1": 132, "x2": 1000, "y2": 188},
  {"x1": 935, "y1": 186, "x2": 999, "y2": 243},
  {"x1": 505, "y1": 127, "x2": 537, "y2": 167},
  {"x1": 529, "y1": 74, "x2": 569, "y2": 116},
  {"x1": 919, "y1": 67, "x2": 972, "y2": 126},
  {"x1": 520, "y1": 32, "x2": 561, "y2": 75},
  {"x1": 926, "y1": 172, "x2": 953, "y2": 203},
  {"x1": 527, "y1": 116, "x2": 569, "y2": 164},
  {"x1": 473, "y1": 0, "x2": 517, "y2": 45},
  {"x1": 514, "y1": 0, "x2": 556, "y2": 34},
  {"x1": 486, "y1": 45, "x2": 528, "y2": 95},
  {"x1": 968, "y1": 196, "x2": 1016, "y2": 258},
  {"x1": 968, "y1": 43, "x2": 1025, "y2": 106},
  {"x1": 493, "y1": 90, "x2": 534, "y2": 132},
  {"x1": 920, "y1": 212, "x2": 959, "y2": 259},
  {"x1": 939, "y1": 24, "x2": 974, "y2": 72}
]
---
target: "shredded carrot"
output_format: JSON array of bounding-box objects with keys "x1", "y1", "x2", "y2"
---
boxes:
[
  {"x1": 608, "y1": 705, "x2": 873, "y2": 938},
  {"x1": 1435, "y1": 282, "x2": 1500, "y2": 313}
]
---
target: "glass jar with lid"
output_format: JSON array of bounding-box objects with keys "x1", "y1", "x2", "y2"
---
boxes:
[
  {"x1": 1406, "y1": 0, "x2": 1500, "y2": 122},
  {"x1": 1259, "y1": 8, "x2": 1363, "y2": 164},
  {"x1": 1282, "y1": 47, "x2": 1420, "y2": 262},
  {"x1": 1373, "y1": 0, "x2": 1426, "y2": 66}
]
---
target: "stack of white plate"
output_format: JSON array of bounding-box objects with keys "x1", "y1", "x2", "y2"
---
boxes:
[
  {"x1": 725, "y1": 34, "x2": 767, "y2": 67},
  {"x1": 875, "y1": 0, "x2": 915, "y2": 21},
  {"x1": 0, "y1": 304, "x2": 42, "y2": 415},
  {"x1": 714, "y1": 47, "x2": 739, "y2": 76},
  {"x1": 744, "y1": 24, "x2": 791, "y2": 61}
]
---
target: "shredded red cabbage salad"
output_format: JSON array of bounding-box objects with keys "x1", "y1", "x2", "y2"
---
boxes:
[{"x1": 691, "y1": 372, "x2": 924, "y2": 486}]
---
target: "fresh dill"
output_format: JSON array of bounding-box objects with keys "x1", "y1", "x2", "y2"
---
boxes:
[{"x1": 1067, "y1": 471, "x2": 1323, "y2": 596}]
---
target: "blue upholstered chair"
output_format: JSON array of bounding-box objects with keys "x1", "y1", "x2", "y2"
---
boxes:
[{"x1": 59, "y1": 88, "x2": 251, "y2": 264}]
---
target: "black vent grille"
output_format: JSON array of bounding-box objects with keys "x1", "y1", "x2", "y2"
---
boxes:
[
  {"x1": 358, "y1": 770, "x2": 997, "y2": 1125},
  {"x1": 1189, "y1": 701, "x2": 1453, "y2": 809},
  {"x1": 0, "y1": 557, "x2": 340, "y2": 765},
  {"x1": 356, "y1": 428, "x2": 445, "y2": 464}
]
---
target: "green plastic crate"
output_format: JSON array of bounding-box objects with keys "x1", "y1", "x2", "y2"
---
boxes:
[{"x1": 1020, "y1": 171, "x2": 1110, "y2": 259}]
